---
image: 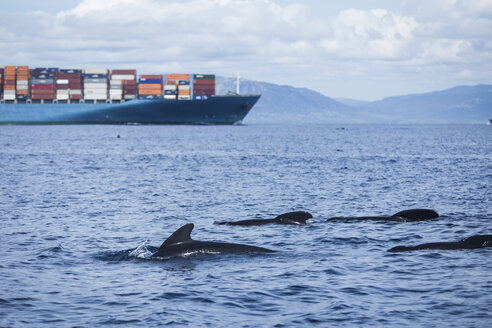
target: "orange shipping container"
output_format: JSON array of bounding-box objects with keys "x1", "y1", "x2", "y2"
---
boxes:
[
  {"x1": 139, "y1": 75, "x2": 162, "y2": 79},
  {"x1": 138, "y1": 90, "x2": 161, "y2": 95},
  {"x1": 178, "y1": 89, "x2": 190, "y2": 95},
  {"x1": 16, "y1": 90, "x2": 29, "y2": 95},
  {"x1": 166, "y1": 74, "x2": 188, "y2": 80},
  {"x1": 4, "y1": 85, "x2": 15, "y2": 90},
  {"x1": 138, "y1": 84, "x2": 161, "y2": 90}
]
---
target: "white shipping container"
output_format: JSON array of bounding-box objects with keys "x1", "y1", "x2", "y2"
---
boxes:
[
  {"x1": 110, "y1": 80, "x2": 122, "y2": 86},
  {"x1": 3, "y1": 94, "x2": 16, "y2": 100},
  {"x1": 16, "y1": 81, "x2": 29, "y2": 87},
  {"x1": 110, "y1": 90, "x2": 122, "y2": 95},
  {"x1": 57, "y1": 79, "x2": 69, "y2": 84},
  {"x1": 111, "y1": 74, "x2": 135, "y2": 80},
  {"x1": 124, "y1": 94, "x2": 137, "y2": 100},
  {"x1": 56, "y1": 94, "x2": 69, "y2": 100},
  {"x1": 56, "y1": 90, "x2": 69, "y2": 95},
  {"x1": 84, "y1": 95, "x2": 108, "y2": 100},
  {"x1": 178, "y1": 85, "x2": 190, "y2": 91},
  {"x1": 164, "y1": 95, "x2": 176, "y2": 100},
  {"x1": 178, "y1": 95, "x2": 191, "y2": 100},
  {"x1": 83, "y1": 68, "x2": 108, "y2": 74},
  {"x1": 110, "y1": 94, "x2": 122, "y2": 100},
  {"x1": 4, "y1": 90, "x2": 16, "y2": 95},
  {"x1": 69, "y1": 89, "x2": 82, "y2": 95},
  {"x1": 164, "y1": 85, "x2": 177, "y2": 91},
  {"x1": 84, "y1": 90, "x2": 107, "y2": 95},
  {"x1": 83, "y1": 83, "x2": 108, "y2": 89}
]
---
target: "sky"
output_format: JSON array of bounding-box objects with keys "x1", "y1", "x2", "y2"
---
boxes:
[{"x1": 1, "y1": 0, "x2": 491, "y2": 100}]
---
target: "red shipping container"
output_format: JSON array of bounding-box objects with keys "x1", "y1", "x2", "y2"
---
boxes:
[
  {"x1": 56, "y1": 85, "x2": 69, "y2": 90},
  {"x1": 32, "y1": 95, "x2": 54, "y2": 100},
  {"x1": 32, "y1": 89, "x2": 55, "y2": 94},
  {"x1": 139, "y1": 75, "x2": 162, "y2": 79},
  {"x1": 56, "y1": 73, "x2": 82, "y2": 78},
  {"x1": 194, "y1": 88, "x2": 215, "y2": 93},
  {"x1": 193, "y1": 79, "x2": 215, "y2": 85},
  {"x1": 31, "y1": 84, "x2": 54, "y2": 90},
  {"x1": 69, "y1": 95, "x2": 81, "y2": 100},
  {"x1": 112, "y1": 69, "x2": 136, "y2": 75}
]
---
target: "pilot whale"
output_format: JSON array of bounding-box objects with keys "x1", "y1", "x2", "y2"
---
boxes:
[
  {"x1": 217, "y1": 211, "x2": 313, "y2": 226},
  {"x1": 327, "y1": 209, "x2": 438, "y2": 222},
  {"x1": 388, "y1": 234, "x2": 492, "y2": 252},
  {"x1": 150, "y1": 223, "x2": 274, "y2": 258}
]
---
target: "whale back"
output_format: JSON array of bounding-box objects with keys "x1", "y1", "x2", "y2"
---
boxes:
[
  {"x1": 461, "y1": 235, "x2": 492, "y2": 248},
  {"x1": 392, "y1": 209, "x2": 439, "y2": 221},
  {"x1": 275, "y1": 211, "x2": 313, "y2": 225},
  {"x1": 158, "y1": 223, "x2": 194, "y2": 249}
]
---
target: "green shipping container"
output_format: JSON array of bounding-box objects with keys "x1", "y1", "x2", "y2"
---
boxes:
[{"x1": 193, "y1": 74, "x2": 215, "y2": 80}]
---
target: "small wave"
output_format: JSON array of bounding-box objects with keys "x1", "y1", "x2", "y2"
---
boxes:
[{"x1": 128, "y1": 241, "x2": 154, "y2": 259}]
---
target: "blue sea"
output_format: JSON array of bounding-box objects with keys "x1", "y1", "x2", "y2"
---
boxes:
[{"x1": 0, "y1": 124, "x2": 491, "y2": 327}]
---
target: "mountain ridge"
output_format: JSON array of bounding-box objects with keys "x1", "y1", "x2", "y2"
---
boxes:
[{"x1": 216, "y1": 77, "x2": 492, "y2": 123}]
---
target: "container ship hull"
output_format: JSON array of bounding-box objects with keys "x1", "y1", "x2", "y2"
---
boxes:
[{"x1": 0, "y1": 95, "x2": 260, "y2": 125}]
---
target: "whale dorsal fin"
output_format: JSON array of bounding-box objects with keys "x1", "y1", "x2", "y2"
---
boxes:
[
  {"x1": 275, "y1": 211, "x2": 313, "y2": 224},
  {"x1": 392, "y1": 209, "x2": 439, "y2": 221},
  {"x1": 159, "y1": 223, "x2": 194, "y2": 248}
]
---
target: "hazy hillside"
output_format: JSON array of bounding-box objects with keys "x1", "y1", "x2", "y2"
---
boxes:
[
  {"x1": 216, "y1": 77, "x2": 492, "y2": 123},
  {"x1": 356, "y1": 84, "x2": 492, "y2": 123},
  {"x1": 216, "y1": 77, "x2": 354, "y2": 123}
]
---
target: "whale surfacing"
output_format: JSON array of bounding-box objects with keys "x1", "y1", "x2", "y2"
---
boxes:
[
  {"x1": 150, "y1": 223, "x2": 274, "y2": 258},
  {"x1": 217, "y1": 211, "x2": 313, "y2": 226},
  {"x1": 388, "y1": 234, "x2": 492, "y2": 252},
  {"x1": 328, "y1": 209, "x2": 438, "y2": 222}
]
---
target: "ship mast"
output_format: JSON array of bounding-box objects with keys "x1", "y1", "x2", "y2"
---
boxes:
[{"x1": 236, "y1": 73, "x2": 240, "y2": 94}]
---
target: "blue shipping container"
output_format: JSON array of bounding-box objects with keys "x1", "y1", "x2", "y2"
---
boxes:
[
  {"x1": 31, "y1": 78, "x2": 54, "y2": 84},
  {"x1": 138, "y1": 78, "x2": 162, "y2": 84},
  {"x1": 138, "y1": 95, "x2": 161, "y2": 100},
  {"x1": 60, "y1": 69, "x2": 82, "y2": 73},
  {"x1": 83, "y1": 74, "x2": 107, "y2": 79},
  {"x1": 193, "y1": 95, "x2": 209, "y2": 100},
  {"x1": 48, "y1": 68, "x2": 59, "y2": 72},
  {"x1": 31, "y1": 72, "x2": 55, "y2": 78}
]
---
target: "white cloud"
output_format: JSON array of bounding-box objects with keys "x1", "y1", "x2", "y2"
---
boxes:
[{"x1": 0, "y1": 0, "x2": 491, "y2": 99}]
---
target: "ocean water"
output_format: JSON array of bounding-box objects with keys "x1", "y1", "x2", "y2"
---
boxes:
[{"x1": 0, "y1": 124, "x2": 491, "y2": 327}]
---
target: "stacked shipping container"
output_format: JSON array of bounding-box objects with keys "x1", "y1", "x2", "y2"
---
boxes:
[
  {"x1": 1, "y1": 67, "x2": 218, "y2": 102},
  {"x1": 193, "y1": 74, "x2": 215, "y2": 99},
  {"x1": 31, "y1": 68, "x2": 56, "y2": 100},
  {"x1": 110, "y1": 69, "x2": 137, "y2": 100},
  {"x1": 164, "y1": 74, "x2": 191, "y2": 100},
  {"x1": 16, "y1": 66, "x2": 29, "y2": 100},
  {"x1": 138, "y1": 75, "x2": 162, "y2": 100},
  {"x1": 84, "y1": 69, "x2": 108, "y2": 101},
  {"x1": 0, "y1": 68, "x2": 3, "y2": 99},
  {"x1": 3, "y1": 66, "x2": 16, "y2": 100},
  {"x1": 57, "y1": 69, "x2": 83, "y2": 101}
]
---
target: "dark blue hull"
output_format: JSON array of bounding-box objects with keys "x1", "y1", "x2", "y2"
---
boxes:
[{"x1": 0, "y1": 95, "x2": 260, "y2": 124}]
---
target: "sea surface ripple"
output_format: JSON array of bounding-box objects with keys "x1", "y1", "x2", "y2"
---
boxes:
[{"x1": 0, "y1": 124, "x2": 491, "y2": 327}]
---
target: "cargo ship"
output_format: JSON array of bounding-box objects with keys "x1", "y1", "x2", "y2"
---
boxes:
[{"x1": 0, "y1": 67, "x2": 260, "y2": 124}]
